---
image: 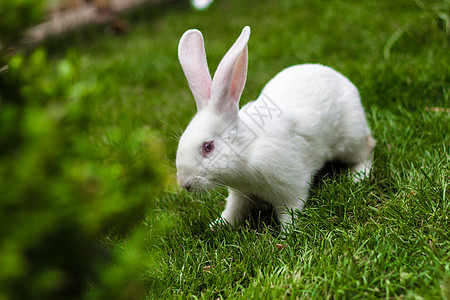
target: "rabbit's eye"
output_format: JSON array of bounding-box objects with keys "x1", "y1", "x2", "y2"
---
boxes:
[{"x1": 202, "y1": 141, "x2": 215, "y2": 157}]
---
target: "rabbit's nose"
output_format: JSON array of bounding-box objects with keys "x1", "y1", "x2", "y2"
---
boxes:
[
  {"x1": 182, "y1": 183, "x2": 192, "y2": 192},
  {"x1": 177, "y1": 171, "x2": 194, "y2": 192}
]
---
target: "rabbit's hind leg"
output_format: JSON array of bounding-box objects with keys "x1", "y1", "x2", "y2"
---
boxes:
[
  {"x1": 349, "y1": 134, "x2": 376, "y2": 182},
  {"x1": 274, "y1": 197, "x2": 307, "y2": 232}
]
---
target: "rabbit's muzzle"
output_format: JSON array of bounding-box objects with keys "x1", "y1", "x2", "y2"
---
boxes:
[
  {"x1": 181, "y1": 182, "x2": 192, "y2": 192},
  {"x1": 177, "y1": 172, "x2": 211, "y2": 194}
]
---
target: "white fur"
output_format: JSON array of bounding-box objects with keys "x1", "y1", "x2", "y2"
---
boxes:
[{"x1": 176, "y1": 26, "x2": 375, "y2": 230}]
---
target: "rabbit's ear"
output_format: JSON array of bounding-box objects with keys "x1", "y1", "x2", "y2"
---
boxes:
[
  {"x1": 211, "y1": 26, "x2": 250, "y2": 115},
  {"x1": 178, "y1": 29, "x2": 213, "y2": 111}
]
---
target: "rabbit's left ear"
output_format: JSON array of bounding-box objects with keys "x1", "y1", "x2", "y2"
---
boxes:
[
  {"x1": 178, "y1": 29, "x2": 212, "y2": 111},
  {"x1": 210, "y1": 26, "x2": 250, "y2": 116}
]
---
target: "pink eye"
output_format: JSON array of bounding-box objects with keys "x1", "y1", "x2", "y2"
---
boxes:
[{"x1": 202, "y1": 141, "x2": 215, "y2": 157}]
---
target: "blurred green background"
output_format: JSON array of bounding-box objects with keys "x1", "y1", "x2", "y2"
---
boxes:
[{"x1": 0, "y1": 0, "x2": 448, "y2": 298}]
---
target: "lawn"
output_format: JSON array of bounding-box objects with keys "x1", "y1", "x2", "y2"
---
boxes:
[{"x1": 42, "y1": 0, "x2": 449, "y2": 298}]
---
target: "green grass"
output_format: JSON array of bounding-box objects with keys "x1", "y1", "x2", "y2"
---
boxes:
[{"x1": 42, "y1": 0, "x2": 449, "y2": 298}]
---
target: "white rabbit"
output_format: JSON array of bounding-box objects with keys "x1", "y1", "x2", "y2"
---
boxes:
[{"x1": 176, "y1": 26, "x2": 375, "y2": 230}]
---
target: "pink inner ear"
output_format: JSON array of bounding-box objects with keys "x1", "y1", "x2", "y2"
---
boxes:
[
  {"x1": 229, "y1": 50, "x2": 248, "y2": 103},
  {"x1": 201, "y1": 75, "x2": 211, "y2": 100},
  {"x1": 178, "y1": 29, "x2": 213, "y2": 111},
  {"x1": 210, "y1": 40, "x2": 248, "y2": 114}
]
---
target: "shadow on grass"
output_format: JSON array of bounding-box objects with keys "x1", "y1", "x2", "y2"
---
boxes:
[{"x1": 185, "y1": 160, "x2": 368, "y2": 240}]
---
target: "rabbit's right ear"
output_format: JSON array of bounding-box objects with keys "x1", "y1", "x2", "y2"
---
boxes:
[
  {"x1": 178, "y1": 29, "x2": 212, "y2": 111},
  {"x1": 210, "y1": 26, "x2": 250, "y2": 116}
]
